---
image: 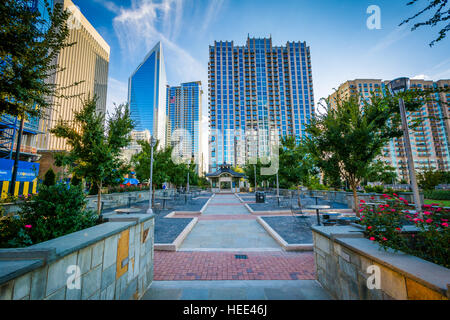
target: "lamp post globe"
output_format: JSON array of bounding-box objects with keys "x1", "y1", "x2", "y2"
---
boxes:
[{"x1": 388, "y1": 77, "x2": 410, "y2": 95}]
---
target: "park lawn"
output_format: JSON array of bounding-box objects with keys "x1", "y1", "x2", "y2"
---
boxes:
[{"x1": 424, "y1": 199, "x2": 450, "y2": 207}]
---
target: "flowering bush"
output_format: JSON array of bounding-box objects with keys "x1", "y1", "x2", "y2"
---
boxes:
[
  {"x1": 359, "y1": 194, "x2": 450, "y2": 268},
  {"x1": 0, "y1": 184, "x2": 98, "y2": 248}
]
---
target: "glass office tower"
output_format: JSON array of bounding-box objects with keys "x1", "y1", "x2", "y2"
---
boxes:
[
  {"x1": 128, "y1": 42, "x2": 167, "y2": 146},
  {"x1": 166, "y1": 81, "x2": 202, "y2": 173},
  {"x1": 208, "y1": 37, "x2": 314, "y2": 171}
]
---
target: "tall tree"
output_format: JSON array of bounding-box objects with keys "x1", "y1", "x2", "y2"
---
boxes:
[
  {"x1": 51, "y1": 97, "x2": 134, "y2": 214},
  {"x1": 400, "y1": 0, "x2": 449, "y2": 46},
  {"x1": 365, "y1": 160, "x2": 398, "y2": 185},
  {"x1": 305, "y1": 91, "x2": 422, "y2": 215},
  {"x1": 0, "y1": 0, "x2": 80, "y2": 117}
]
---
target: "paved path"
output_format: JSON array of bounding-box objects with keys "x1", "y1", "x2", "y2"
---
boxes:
[
  {"x1": 142, "y1": 280, "x2": 332, "y2": 300},
  {"x1": 143, "y1": 193, "x2": 331, "y2": 300},
  {"x1": 154, "y1": 251, "x2": 315, "y2": 280}
]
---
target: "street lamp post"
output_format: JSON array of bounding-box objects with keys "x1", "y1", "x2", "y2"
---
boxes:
[
  {"x1": 187, "y1": 154, "x2": 194, "y2": 194},
  {"x1": 147, "y1": 136, "x2": 157, "y2": 214},
  {"x1": 388, "y1": 78, "x2": 422, "y2": 214},
  {"x1": 254, "y1": 164, "x2": 257, "y2": 193}
]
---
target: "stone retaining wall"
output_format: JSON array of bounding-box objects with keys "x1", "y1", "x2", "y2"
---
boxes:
[
  {"x1": 312, "y1": 225, "x2": 450, "y2": 300},
  {"x1": 0, "y1": 214, "x2": 154, "y2": 300}
]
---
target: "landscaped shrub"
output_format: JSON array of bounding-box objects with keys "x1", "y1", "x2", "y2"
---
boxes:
[
  {"x1": 424, "y1": 190, "x2": 450, "y2": 201},
  {"x1": 364, "y1": 185, "x2": 384, "y2": 193},
  {"x1": 0, "y1": 184, "x2": 98, "y2": 248},
  {"x1": 359, "y1": 194, "x2": 450, "y2": 268},
  {"x1": 71, "y1": 175, "x2": 82, "y2": 186},
  {"x1": 43, "y1": 168, "x2": 56, "y2": 186}
]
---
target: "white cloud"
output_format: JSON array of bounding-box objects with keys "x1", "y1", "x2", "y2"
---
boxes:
[
  {"x1": 200, "y1": 0, "x2": 225, "y2": 35},
  {"x1": 411, "y1": 74, "x2": 430, "y2": 80}
]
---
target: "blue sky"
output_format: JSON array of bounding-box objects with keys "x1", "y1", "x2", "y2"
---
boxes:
[{"x1": 72, "y1": 0, "x2": 449, "y2": 162}]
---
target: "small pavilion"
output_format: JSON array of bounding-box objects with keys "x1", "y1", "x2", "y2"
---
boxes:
[{"x1": 206, "y1": 163, "x2": 245, "y2": 193}]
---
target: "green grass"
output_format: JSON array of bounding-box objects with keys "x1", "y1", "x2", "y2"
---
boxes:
[{"x1": 424, "y1": 199, "x2": 450, "y2": 207}]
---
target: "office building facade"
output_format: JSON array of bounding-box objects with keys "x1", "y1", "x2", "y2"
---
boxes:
[
  {"x1": 329, "y1": 79, "x2": 450, "y2": 181},
  {"x1": 128, "y1": 42, "x2": 167, "y2": 147},
  {"x1": 208, "y1": 37, "x2": 314, "y2": 171},
  {"x1": 166, "y1": 82, "x2": 202, "y2": 174},
  {"x1": 36, "y1": 0, "x2": 110, "y2": 178},
  {"x1": 37, "y1": 0, "x2": 110, "y2": 153}
]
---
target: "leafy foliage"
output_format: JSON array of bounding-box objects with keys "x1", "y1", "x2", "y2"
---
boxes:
[
  {"x1": 423, "y1": 189, "x2": 450, "y2": 200},
  {"x1": 400, "y1": 0, "x2": 450, "y2": 47},
  {"x1": 50, "y1": 97, "x2": 134, "y2": 214},
  {"x1": 359, "y1": 195, "x2": 450, "y2": 268},
  {"x1": 43, "y1": 168, "x2": 56, "y2": 186},
  {"x1": 0, "y1": 184, "x2": 98, "y2": 248},
  {"x1": 304, "y1": 91, "x2": 422, "y2": 214},
  {"x1": 417, "y1": 168, "x2": 450, "y2": 190},
  {"x1": 365, "y1": 160, "x2": 398, "y2": 184},
  {"x1": 0, "y1": 0, "x2": 80, "y2": 118}
]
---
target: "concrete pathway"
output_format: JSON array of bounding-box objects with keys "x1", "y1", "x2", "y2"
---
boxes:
[
  {"x1": 142, "y1": 280, "x2": 332, "y2": 300},
  {"x1": 143, "y1": 193, "x2": 332, "y2": 300},
  {"x1": 179, "y1": 220, "x2": 280, "y2": 250}
]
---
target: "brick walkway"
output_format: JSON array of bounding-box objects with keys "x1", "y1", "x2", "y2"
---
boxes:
[{"x1": 154, "y1": 251, "x2": 316, "y2": 281}]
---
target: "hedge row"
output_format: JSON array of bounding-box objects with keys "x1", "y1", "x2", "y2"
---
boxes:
[{"x1": 424, "y1": 190, "x2": 450, "y2": 200}]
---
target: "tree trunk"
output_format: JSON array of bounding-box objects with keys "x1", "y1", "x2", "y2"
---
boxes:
[
  {"x1": 352, "y1": 184, "x2": 360, "y2": 217},
  {"x1": 97, "y1": 181, "x2": 102, "y2": 215}
]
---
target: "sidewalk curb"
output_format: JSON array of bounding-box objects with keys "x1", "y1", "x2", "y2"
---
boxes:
[
  {"x1": 154, "y1": 217, "x2": 198, "y2": 251},
  {"x1": 257, "y1": 217, "x2": 313, "y2": 252}
]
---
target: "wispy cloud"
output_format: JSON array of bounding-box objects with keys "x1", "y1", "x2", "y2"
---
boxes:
[
  {"x1": 200, "y1": 0, "x2": 225, "y2": 35},
  {"x1": 368, "y1": 25, "x2": 411, "y2": 54}
]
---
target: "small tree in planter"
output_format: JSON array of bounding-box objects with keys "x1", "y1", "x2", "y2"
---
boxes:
[
  {"x1": 0, "y1": 184, "x2": 98, "y2": 248},
  {"x1": 51, "y1": 97, "x2": 134, "y2": 215}
]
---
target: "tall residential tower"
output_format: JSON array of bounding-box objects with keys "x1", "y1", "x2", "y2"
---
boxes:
[
  {"x1": 166, "y1": 81, "x2": 203, "y2": 174},
  {"x1": 208, "y1": 37, "x2": 314, "y2": 171}
]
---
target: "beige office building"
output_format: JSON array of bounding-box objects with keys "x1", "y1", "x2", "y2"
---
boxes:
[
  {"x1": 329, "y1": 79, "x2": 450, "y2": 182},
  {"x1": 37, "y1": 0, "x2": 110, "y2": 153},
  {"x1": 36, "y1": 0, "x2": 110, "y2": 176}
]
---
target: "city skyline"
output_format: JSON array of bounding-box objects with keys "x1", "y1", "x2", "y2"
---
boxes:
[{"x1": 68, "y1": 0, "x2": 450, "y2": 169}]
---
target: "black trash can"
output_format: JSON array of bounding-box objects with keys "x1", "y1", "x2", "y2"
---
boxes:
[{"x1": 255, "y1": 191, "x2": 265, "y2": 203}]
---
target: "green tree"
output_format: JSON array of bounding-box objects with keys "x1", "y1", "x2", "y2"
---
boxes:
[
  {"x1": 43, "y1": 168, "x2": 56, "y2": 186},
  {"x1": 51, "y1": 97, "x2": 134, "y2": 214},
  {"x1": 400, "y1": 0, "x2": 449, "y2": 47},
  {"x1": 417, "y1": 168, "x2": 449, "y2": 190},
  {"x1": 0, "y1": 0, "x2": 80, "y2": 118},
  {"x1": 278, "y1": 136, "x2": 318, "y2": 189},
  {"x1": 365, "y1": 160, "x2": 398, "y2": 184},
  {"x1": 305, "y1": 92, "x2": 419, "y2": 215}
]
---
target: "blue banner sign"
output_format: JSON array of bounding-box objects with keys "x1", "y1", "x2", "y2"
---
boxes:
[{"x1": 0, "y1": 159, "x2": 40, "y2": 182}]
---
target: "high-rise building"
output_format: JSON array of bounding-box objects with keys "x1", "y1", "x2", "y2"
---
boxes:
[
  {"x1": 120, "y1": 129, "x2": 151, "y2": 163},
  {"x1": 208, "y1": 37, "x2": 314, "y2": 171},
  {"x1": 329, "y1": 79, "x2": 450, "y2": 181},
  {"x1": 166, "y1": 82, "x2": 202, "y2": 174},
  {"x1": 37, "y1": 0, "x2": 110, "y2": 176},
  {"x1": 128, "y1": 42, "x2": 167, "y2": 147}
]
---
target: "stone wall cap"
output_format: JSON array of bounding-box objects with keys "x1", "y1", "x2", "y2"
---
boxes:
[
  {"x1": 336, "y1": 237, "x2": 450, "y2": 295},
  {"x1": 312, "y1": 225, "x2": 364, "y2": 238},
  {"x1": 0, "y1": 259, "x2": 44, "y2": 285}
]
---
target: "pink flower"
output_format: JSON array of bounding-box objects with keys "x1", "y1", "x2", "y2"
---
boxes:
[
  {"x1": 441, "y1": 219, "x2": 448, "y2": 222},
  {"x1": 360, "y1": 199, "x2": 366, "y2": 203},
  {"x1": 369, "y1": 237, "x2": 375, "y2": 241},
  {"x1": 24, "y1": 225, "x2": 32, "y2": 229},
  {"x1": 368, "y1": 226, "x2": 373, "y2": 230},
  {"x1": 393, "y1": 193, "x2": 398, "y2": 197},
  {"x1": 382, "y1": 237, "x2": 388, "y2": 241},
  {"x1": 396, "y1": 227, "x2": 401, "y2": 231},
  {"x1": 442, "y1": 223, "x2": 449, "y2": 227},
  {"x1": 391, "y1": 209, "x2": 395, "y2": 212},
  {"x1": 423, "y1": 204, "x2": 432, "y2": 209},
  {"x1": 424, "y1": 211, "x2": 432, "y2": 215},
  {"x1": 425, "y1": 219, "x2": 433, "y2": 223},
  {"x1": 359, "y1": 209, "x2": 364, "y2": 213}
]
